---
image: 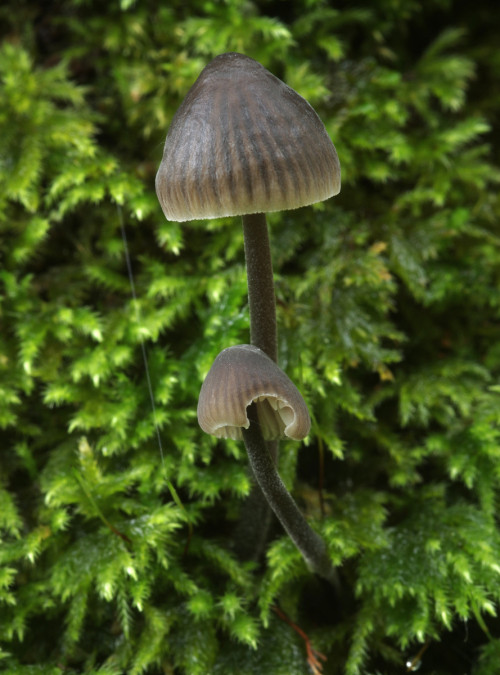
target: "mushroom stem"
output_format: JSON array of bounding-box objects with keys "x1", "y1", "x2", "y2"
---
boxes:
[
  {"x1": 242, "y1": 213, "x2": 278, "y2": 365},
  {"x1": 242, "y1": 212, "x2": 279, "y2": 470},
  {"x1": 242, "y1": 404, "x2": 336, "y2": 584}
]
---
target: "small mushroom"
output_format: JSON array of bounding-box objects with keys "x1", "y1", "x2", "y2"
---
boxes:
[
  {"x1": 198, "y1": 344, "x2": 336, "y2": 584},
  {"x1": 197, "y1": 344, "x2": 310, "y2": 441}
]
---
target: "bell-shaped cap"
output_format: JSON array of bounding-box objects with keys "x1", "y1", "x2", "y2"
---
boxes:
[
  {"x1": 197, "y1": 344, "x2": 310, "y2": 441},
  {"x1": 156, "y1": 52, "x2": 340, "y2": 222}
]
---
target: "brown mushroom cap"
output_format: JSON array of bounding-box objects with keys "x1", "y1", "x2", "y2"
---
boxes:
[
  {"x1": 156, "y1": 52, "x2": 341, "y2": 222},
  {"x1": 197, "y1": 344, "x2": 311, "y2": 441}
]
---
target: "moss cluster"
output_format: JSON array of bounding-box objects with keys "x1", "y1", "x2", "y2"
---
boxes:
[{"x1": 1, "y1": 1, "x2": 500, "y2": 673}]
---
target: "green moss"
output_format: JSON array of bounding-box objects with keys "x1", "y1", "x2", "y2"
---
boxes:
[{"x1": 1, "y1": 0, "x2": 500, "y2": 672}]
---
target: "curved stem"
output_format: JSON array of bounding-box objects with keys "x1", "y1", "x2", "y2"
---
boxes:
[
  {"x1": 240, "y1": 216, "x2": 333, "y2": 582},
  {"x1": 242, "y1": 405, "x2": 336, "y2": 584},
  {"x1": 242, "y1": 213, "x2": 277, "y2": 364}
]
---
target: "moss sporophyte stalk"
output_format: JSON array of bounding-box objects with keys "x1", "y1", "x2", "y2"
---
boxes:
[{"x1": 156, "y1": 52, "x2": 341, "y2": 582}]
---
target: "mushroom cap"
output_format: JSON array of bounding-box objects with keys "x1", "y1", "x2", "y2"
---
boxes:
[
  {"x1": 156, "y1": 52, "x2": 341, "y2": 222},
  {"x1": 197, "y1": 344, "x2": 311, "y2": 441}
]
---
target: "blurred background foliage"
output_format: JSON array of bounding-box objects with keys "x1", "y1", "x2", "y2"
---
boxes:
[{"x1": 1, "y1": 0, "x2": 500, "y2": 673}]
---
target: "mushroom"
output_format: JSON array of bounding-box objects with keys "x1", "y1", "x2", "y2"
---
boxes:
[
  {"x1": 155, "y1": 52, "x2": 340, "y2": 366},
  {"x1": 155, "y1": 52, "x2": 340, "y2": 222},
  {"x1": 197, "y1": 344, "x2": 335, "y2": 584},
  {"x1": 197, "y1": 344, "x2": 310, "y2": 441},
  {"x1": 156, "y1": 53, "x2": 339, "y2": 582}
]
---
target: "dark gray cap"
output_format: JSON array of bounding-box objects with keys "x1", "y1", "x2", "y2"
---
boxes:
[{"x1": 156, "y1": 52, "x2": 341, "y2": 222}]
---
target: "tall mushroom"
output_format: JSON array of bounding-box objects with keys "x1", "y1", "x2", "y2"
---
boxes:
[
  {"x1": 155, "y1": 52, "x2": 340, "y2": 372},
  {"x1": 156, "y1": 53, "x2": 340, "y2": 581}
]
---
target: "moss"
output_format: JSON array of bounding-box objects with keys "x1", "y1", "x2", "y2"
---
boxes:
[{"x1": 1, "y1": 1, "x2": 500, "y2": 672}]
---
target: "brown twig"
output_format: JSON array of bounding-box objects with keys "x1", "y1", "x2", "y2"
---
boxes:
[{"x1": 272, "y1": 604, "x2": 327, "y2": 674}]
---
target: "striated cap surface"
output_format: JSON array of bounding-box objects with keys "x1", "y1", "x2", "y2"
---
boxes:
[
  {"x1": 156, "y1": 52, "x2": 340, "y2": 222},
  {"x1": 197, "y1": 344, "x2": 311, "y2": 441}
]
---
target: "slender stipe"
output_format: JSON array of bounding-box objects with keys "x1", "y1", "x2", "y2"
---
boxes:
[
  {"x1": 242, "y1": 213, "x2": 277, "y2": 364},
  {"x1": 242, "y1": 212, "x2": 279, "y2": 467},
  {"x1": 242, "y1": 404, "x2": 336, "y2": 584}
]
